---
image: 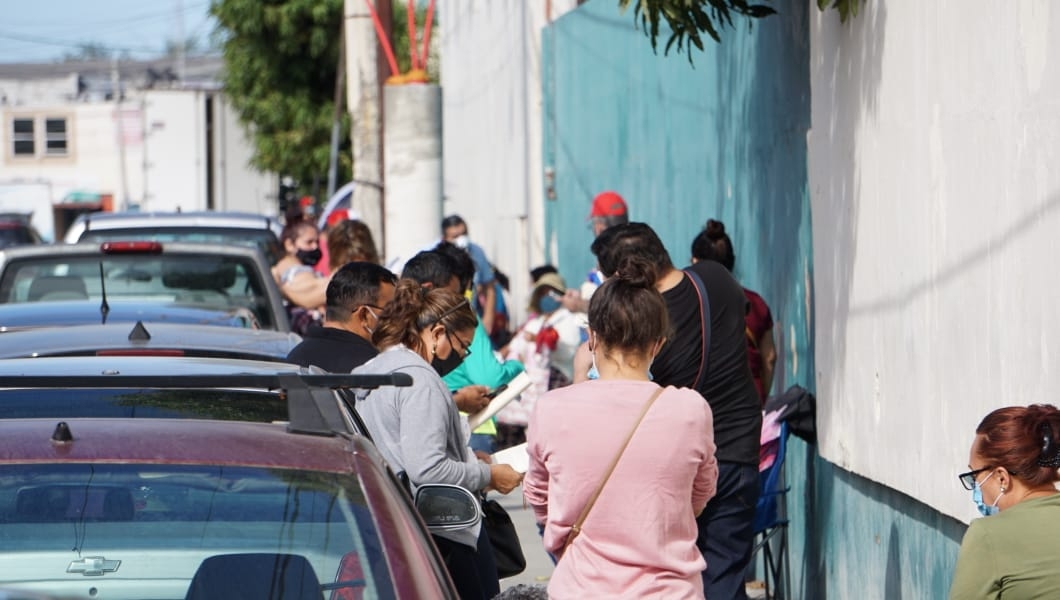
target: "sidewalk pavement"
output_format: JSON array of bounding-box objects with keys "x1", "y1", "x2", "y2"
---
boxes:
[{"x1": 492, "y1": 485, "x2": 554, "y2": 592}]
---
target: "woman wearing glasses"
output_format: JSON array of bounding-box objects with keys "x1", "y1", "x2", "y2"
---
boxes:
[
  {"x1": 950, "y1": 404, "x2": 1060, "y2": 599},
  {"x1": 354, "y1": 278, "x2": 524, "y2": 600}
]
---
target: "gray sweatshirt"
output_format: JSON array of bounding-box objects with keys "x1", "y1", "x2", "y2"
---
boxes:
[{"x1": 353, "y1": 345, "x2": 491, "y2": 547}]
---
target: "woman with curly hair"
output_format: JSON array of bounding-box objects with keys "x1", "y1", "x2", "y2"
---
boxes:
[{"x1": 354, "y1": 279, "x2": 524, "y2": 600}]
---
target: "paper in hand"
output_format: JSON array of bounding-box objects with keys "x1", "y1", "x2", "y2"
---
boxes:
[
  {"x1": 467, "y1": 371, "x2": 532, "y2": 430},
  {"x1": 492, "y1": 442, "x2": 529, "y2": 474}
]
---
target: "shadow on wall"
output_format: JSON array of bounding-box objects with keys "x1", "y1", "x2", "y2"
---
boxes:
[
  {"x1": 792, "y1": 437, "x2": 967, "y2": 600},
  {"x1": 810, "y1": 0, "x2": 887, "y2": 417}
]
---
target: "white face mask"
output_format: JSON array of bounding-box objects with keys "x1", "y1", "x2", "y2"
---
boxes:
[{"x1": 453, "y1": 234, "x2": 470, "y2": 250}]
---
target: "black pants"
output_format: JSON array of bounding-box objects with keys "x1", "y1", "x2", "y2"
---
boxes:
[
  {"x1": 697, "y1": 461, "x2": 761, "y2": 600},
  {"x1": 432, "y1": 527, "x2": 500, "y2": 600}
]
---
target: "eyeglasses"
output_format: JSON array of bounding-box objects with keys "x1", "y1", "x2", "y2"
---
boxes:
[
  {"x1": 446, "y1": 331, "x2": 472, "y2": 358},
  {"x1": 958, "y1": 466, "x2": 994, "y2": 490}
]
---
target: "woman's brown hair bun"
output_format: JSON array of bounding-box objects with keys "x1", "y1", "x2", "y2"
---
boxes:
[{"x1": 705, "y1": 219, "x2": 727, "y2": 240}]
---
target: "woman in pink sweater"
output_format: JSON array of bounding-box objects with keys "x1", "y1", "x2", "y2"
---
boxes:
[{"x1": 524, "y1": 256, "x2": 718, "y2": 599}]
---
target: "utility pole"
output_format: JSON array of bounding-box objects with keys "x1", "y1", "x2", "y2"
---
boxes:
[
  {"x1": 175, "y1": 0, "x2": 187, "y2": 84},
  {"x1": 326, "y1": 21, "x2": 346, "y2": 200},
  {"x1": 344, "y1": 0, "x2": 388, "y2": 256}
]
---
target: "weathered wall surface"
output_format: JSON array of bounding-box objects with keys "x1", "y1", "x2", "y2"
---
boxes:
[{"x1": 810, "y1": 1, "x2": 1060, "y2": 522}]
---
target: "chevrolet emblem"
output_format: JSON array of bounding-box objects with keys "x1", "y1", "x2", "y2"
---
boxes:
[{"x1": 67, "y1": 556, "x2": 121, "y2": 576}]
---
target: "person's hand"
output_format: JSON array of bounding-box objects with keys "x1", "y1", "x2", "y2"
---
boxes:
[
  {"x1": 488, "y1": 464, "x2": 524, "y2": 494},
  {"x1": 453, "y1": 385, "x2": 490, "y2": 413},
  {"x1": 474, "y1": 450, "x2": 493, "y2": 464},
  {"x1": 561, "y1": 289, "x2": 585, "y2": 313}
]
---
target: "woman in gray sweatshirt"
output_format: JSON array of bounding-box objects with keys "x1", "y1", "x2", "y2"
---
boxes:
[{"x1": 354, "y1": 279, "x2": 523, "y2": 599}]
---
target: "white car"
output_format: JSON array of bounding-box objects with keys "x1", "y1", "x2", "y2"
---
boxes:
[{"x1": 63, "y1": 211, "x2": 284, "y2": 264}]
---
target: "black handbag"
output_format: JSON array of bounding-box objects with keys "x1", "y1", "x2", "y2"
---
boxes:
[{"x1": 481, "y1": 498, "x2": 526, "y2": 578}]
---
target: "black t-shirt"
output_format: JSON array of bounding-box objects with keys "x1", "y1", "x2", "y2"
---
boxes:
[
  {"x1": 652, "y1": 261, "x2": 762, "y2": 465},
  {"x1": 286, "y1": 325, "x2": 379, "y2": 373}
]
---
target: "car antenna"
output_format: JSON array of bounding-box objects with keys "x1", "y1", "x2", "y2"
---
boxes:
[{"x1": 99, "y1": 262, "x2": 110, "y2": 324}]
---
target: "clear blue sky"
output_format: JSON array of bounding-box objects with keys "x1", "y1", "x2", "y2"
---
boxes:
[{"x1": 0, "y1": 0, "x2": 216, "y2": 63}]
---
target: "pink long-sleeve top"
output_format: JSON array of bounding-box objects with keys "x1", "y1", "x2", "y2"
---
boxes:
[{"x1": 524, "y1": 380, "x2": 718, "y2": 600}]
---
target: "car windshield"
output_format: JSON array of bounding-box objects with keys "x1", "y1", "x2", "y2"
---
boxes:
[
  {"x1": 0, "y1": 388, "x2": 289, "y2": 422},
  {"x1": 0, "y1": 463, "x2": 397, "y2": 599},
  {"x1": 79, "y1": 228, "x2": 283, "y2": 264},
  {"x1": 0, "y1": 253, "x2": 277, "y2": 329}
]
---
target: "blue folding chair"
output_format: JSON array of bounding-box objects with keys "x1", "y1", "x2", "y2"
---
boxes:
[{"x1": 751, "y1": 422, "x2": 791, "y2": 599}]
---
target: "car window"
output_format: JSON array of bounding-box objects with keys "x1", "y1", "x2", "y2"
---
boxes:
[
  {"x1": 0, "y1": 227, "x2": 39, "y2": 249},
  {"x1": 0, "y1": 253, "x2": 277, "y2": 329},
  {"x1": 0, "y1": 389, "x2": 289, "y2": 422},
  {"x1": 79, "y1": 228, "x2": 284, "y2": 264},
  {"x1": 0, "y1": 463, "x2": 398, "y2": 599}
]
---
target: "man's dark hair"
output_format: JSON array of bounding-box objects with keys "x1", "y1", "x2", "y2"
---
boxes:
[
  {"x1": 402, "y1": 250, "x2": 458, "y2": 289},
  {"x1": 325, "y1": 262, "x2": 397, "y2": 322},
  {"x1": 590, "y1": 222, "x2": 673, "y2": 279},
  {"x1": 441, "y1": 214, "x2": 466, "y2": 233},
  {"x1": 529, "y1": 264, "x2": 558, "y2": 283},
  {"x1": 432, "y1": 241, "x2": 475, "y2": 293}
]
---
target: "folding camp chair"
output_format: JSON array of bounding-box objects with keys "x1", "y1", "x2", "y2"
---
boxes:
[{"x1": 751, "y1": 422, "x2": 791, "y2": 599}]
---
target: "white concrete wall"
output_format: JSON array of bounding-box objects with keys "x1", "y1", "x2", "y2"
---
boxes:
[
  {"x1": 142, "y1": 90, "x2": 207, "y2": 212},
  {"x1": 809, "y1": 0, "x2": 1060, "y2": 521},
  {"x1": 212, "y1": 97, "x2": 278, "y2": 216},
  {"x1": 438, "y1": 0, "x2": 577, "y2": 326}
]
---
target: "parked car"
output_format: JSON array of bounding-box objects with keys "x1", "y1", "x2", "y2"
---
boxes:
[
  {"x1": 0, "y1": 241, "x2": 290, "y2": 331},
  {"x1": 0, "y1": 214, "x2": 43, "y2": 249},
  {"x1": 64, "y1": 211, "x2": 285, "y2": 264},
  {"x1": 0, "y1": 321, "x2": 302, "y2": 361},
  {"x1": 0, "y1": 363, "x2": 475, "y2": 599}
]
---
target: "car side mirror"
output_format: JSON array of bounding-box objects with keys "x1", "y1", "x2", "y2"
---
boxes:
[{"x1": 414, "y1": 484, "x2": 481, "y2": 532}]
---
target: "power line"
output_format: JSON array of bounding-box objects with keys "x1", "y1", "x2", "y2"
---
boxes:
[{"x1": 0, "y1": 29, "x2": 166, "y2": 55}]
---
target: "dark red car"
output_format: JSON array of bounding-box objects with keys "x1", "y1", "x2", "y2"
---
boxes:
[{"x1": 0, "y1": 362, "x2": 478, "y2": 599}]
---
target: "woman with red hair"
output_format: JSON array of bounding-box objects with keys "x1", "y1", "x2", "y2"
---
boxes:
[{"x1": 950, "y1": 404, "x2": 1060, "y2": 598}]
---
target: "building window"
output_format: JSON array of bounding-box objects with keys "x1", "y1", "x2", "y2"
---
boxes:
[
  {"x1": 44, "y1": 117, "x2": 68, "y2": 155},
  {"x1": 12, "y1": 118, "x2": 34, "y2": 156}
]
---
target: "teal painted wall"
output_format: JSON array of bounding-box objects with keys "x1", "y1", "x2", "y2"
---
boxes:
[{"x1": 542, "y1": 1, "x2": 968, "y2": 597}]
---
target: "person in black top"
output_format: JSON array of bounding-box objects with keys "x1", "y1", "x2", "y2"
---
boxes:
[
  {"x1": 590, "y1": 222, "x2": 762, "y2": 600},
  {"x1": 286, "y1": 262, "x2": 397, "y2": 372}
]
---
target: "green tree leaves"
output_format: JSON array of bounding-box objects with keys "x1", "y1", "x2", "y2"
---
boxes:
[
  {"x1": 211, "y1": 0, "x2": 350, "y2": 191},
  {"x1": 621, "y1": 0, "x2": 777, "y2": 60}
]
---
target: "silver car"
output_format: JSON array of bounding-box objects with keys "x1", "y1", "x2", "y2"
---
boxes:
[{"x1": 0, "y1": 241, "x2": 290, "y2": 331}]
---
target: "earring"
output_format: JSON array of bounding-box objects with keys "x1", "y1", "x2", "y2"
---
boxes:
[{"x1": 432, "y1": 344, "x2": 437, "y2": 356}]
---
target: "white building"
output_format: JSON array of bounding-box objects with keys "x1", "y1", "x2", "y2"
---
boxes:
[{"x1": 0, "y1": 56, "x2": 278, "y2": 241}]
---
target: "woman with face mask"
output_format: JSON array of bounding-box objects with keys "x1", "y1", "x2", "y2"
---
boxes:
[
  {"x1": 498, "y1": 272, "x2": 584, "y2": 449},
  {"x1": 271, "y1": 220, "x2": 330, "y2": 332},
  {"x1": 353, "y1": 278, "x2": 524, "y2": 600},
  {"x1": 523, "y1": 255, "x2": 719, "y2": 600},
  {"x1": 950, "y1": 405, "x2": 1060, "y2": 599}
]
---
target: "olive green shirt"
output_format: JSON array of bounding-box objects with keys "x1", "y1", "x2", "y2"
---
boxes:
[{"x1": 950, "y1": 493, "x2": 1060, "y2": 599}]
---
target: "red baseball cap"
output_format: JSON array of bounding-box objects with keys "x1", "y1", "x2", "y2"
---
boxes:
[{"x1": 589, "y1": 191, "x2": 627, "y2": 218}]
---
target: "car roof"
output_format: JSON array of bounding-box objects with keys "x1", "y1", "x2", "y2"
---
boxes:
[
  {"x1": 0, "y1": 354, "x2": 300, "y2": 376},
  {"x1": 0, "y1": 240, "x2": 265, "y2": 261},
  {"x1": 66, "y1": 211, "x2": 283, "y2": 241},
  {"x1": 0, "y1": 321, "x2": 301, "y2": 359},
  {"x1": 0, "y1": 300, "x2": 260, "y2": 331},
  {"x1": 0, "y1": 418, "x2": 363, "y2": 472}
]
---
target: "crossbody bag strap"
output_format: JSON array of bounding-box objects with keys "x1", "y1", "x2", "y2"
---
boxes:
[
  {"x1": 682, "y1": 268, "x2": 712, "y2": 391},
  {"x1": 562, "y1": 386, "x2": 666, "y2": 556}
]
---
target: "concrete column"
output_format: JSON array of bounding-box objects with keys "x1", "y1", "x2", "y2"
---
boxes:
[
  {"x1": 383, "y1": 84, "x2": 442, "y2": 267},
  {"x1": 344, "y1": 0, "x2": 384, "y2": 250}
]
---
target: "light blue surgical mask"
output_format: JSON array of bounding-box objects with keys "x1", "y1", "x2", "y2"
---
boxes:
[
  {"x1": 538, "y1": 293, "x2": 562, "y2": 314},
  {"x1": 587, "y1": 352, "x2": 599, "y2": 380},
  {"x1": 972, "y1": 471, "x2": 1003, "y2": 517}
]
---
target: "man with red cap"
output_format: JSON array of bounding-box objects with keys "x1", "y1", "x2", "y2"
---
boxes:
[{"x1": 562, "y1": 191, "x2": 629, "y2": 313}]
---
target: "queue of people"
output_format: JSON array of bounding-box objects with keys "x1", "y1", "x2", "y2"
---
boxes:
[{"x1": 281, "y1": 193, "x2": 1052, "y2": 600}]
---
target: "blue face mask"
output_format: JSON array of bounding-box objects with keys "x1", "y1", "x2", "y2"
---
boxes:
[
  {"x1": 538, "y1": 294, "x2": 562, "y2": 314},
  {"x1": 972, "y1": 471, "x2": 1002, "y2": 517},
  {"x1": 587, "y1": 342, "x2": 599, "y2": 380}
]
